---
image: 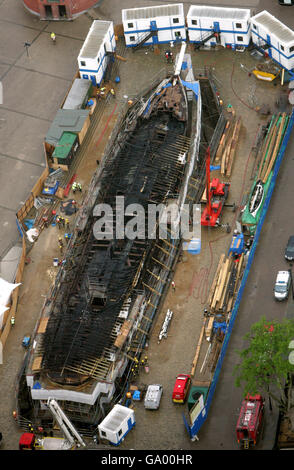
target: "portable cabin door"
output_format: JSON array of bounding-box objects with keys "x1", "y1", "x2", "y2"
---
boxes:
[
  {"x1": 150, "y1": 20, "x2": 158, "y2": 44},
  {"x1": 266, "y1": 34, "x2": 272, "y2": 58},
  {"x1": 90, "y1": 75, "x2": 97, "y2": 86},
  {"x1": 213, "y1": 21, "x2": 220, "y2": 44}
]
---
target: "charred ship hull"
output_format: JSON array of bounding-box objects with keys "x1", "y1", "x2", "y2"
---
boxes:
[{"x1": 16, "y1": 65, "x2": 223, "y2": 435}]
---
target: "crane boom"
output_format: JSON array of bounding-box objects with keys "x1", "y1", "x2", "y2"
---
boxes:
[{"x1": 47, "y1": 398, "x2": 86, "y2": 448}]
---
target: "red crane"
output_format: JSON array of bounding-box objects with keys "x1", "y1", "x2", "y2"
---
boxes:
[{"x1": 201, "y1": 147, "x2": 231, "y2": 227}]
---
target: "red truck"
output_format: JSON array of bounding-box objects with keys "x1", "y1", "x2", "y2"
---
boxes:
[
  {"x1": 172, "y1": 374, "x2": 191, "y2": 404},
  {"x1": 236, "y1": 394, "x2": 265, "y2": 449}
]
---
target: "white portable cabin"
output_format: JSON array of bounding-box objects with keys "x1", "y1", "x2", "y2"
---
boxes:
[
  {"x1": 78, "y1": 20, "x2": 116, "y2": 87},
  {"x1": 187, "y1": 5, "x2": 251, "y2": 49},
  {"x1": 98, "y1": 404, "x2": 135, "y2": 446},
  {"x1": 250, "y1": 11, "x2": 294, "y2": 72},
  {"x1": 122, "y1": 4, "x2": 186, "y2": 48}
]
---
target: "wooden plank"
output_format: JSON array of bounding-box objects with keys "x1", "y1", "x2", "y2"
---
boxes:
[
  {"x1": 205, "y1": 316, "x2": 215, "y2": 341},
  {"x1": 258, "y1": 114, "x2": 280, "y2": 180},
  {"x1": 219, "y1": 258, "x2": 233, "y2": 311},
  {"x1": 190, "y1": 318, "x2": 206, "y2": 377},
  {"x1": 32, "y1": 356, "x2": 43, "y2": 371},
  {"x1": 226, "y1": 117, "x2": 242, "y2": 177},
  {"x1": 37, "y1": 317, "x2": 49, "y2": 334},
  {"x1": 262, "y1": 114, "x2": 286, "y2": 183},
  {"x1": 212, "y1": 257, "x2": 230, "y2": 308},
  {"x1": 207, "y1": 253, "x2": 225, "y2": 306},
  {"x1": 215, "y1": 119, "x2": 232, "y2": 162}
]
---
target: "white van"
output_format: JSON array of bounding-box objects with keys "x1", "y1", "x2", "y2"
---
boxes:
[
  {"x1": 274, "y1": 271, "x2": 291, "y2": 301},
  {"x1": 144, "y1": 384, "x2": 163, "y2": 410}
]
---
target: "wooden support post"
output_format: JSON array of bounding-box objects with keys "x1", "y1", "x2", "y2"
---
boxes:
[{"x1": 190, "y1": 318, "x2": 207, "y2": 377}]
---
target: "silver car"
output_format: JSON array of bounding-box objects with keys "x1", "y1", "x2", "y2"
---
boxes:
[{"x1": 144, "y1": 384, "x2": 163, "y2": 410}]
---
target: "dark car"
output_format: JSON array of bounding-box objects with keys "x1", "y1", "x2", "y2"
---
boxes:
[{"x1": 285, "y1": 236, "x2": 294, "y2": 261}]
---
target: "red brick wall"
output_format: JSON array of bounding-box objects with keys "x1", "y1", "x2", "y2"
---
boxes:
[{"x1": 23, "y1": 0, "x2": 99, "y2": 19}]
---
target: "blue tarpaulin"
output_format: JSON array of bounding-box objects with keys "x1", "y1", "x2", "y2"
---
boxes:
[{"x1": 181, "y1": 80, "x2": 200, "y2": 98}]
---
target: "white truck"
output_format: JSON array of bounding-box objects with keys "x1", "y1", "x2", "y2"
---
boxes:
[{"x1": 144, "y1": 384, "x2": 163, "y2": 410}]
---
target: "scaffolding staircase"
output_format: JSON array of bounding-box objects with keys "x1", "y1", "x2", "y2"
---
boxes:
[
  {"x1": 132, "y1": 30, "x2": 157, "y2": 52},
  {"x1": 194, "y1": 30, "x2": 217, "y2": 50}
]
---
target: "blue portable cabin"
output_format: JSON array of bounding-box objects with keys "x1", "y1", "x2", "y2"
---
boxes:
[
  {"x1": 250, "y1": 10, "x2": 294, "y2": 74},
  {"x1": 122, "y1": 3, "x2": 186, "y2": 48},
  {"x1": 78, "y1": 20, "x2": 116, "y2": 87},
  {"x1": 187, "y1": 5, "x2": 251, "y2": 50},
  {"x1": 98, "y1": 404, "x2": 135, "y2": 446}
]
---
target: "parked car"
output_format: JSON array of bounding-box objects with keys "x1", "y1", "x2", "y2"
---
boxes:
[
  {"x1": 172, "y1": 374, "x2": 191, "y2": 403},
  {"x1": 144, "y1": 384, "x2": 163, "y2": 410},
  {"x1": 274, "y1": 270, "x2": 291, "y2": 301},
  {"x1": 285, "y1": 236, "x2": 294, "y2": 261}
]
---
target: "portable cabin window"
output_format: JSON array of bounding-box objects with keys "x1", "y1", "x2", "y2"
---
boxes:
[
  {"x1": 97, "y1": 57, "x2": 100, "y2": 63},
  {"x1": 128, "y1": 22, "x2": 134, "y2": 28},
  {"x1": 252, "y1": 23, "x2": 257, "y2": 30},
  {"x1": 191, "y1": 19, "x2": 197, "y2": 25},
  {"x1": 237, "y1": 36, "x2": 244, "y2": 42},
  {"x1": 80, "y1": 60, "x2": 86, "y2": 66},
  {"x1": 175, "y1": 31, "x2": 182, "y2": 38},
  {"x1": 101, "y1": 430, "x2": 106, "y2": 437},
  {"x1": 130, "y1": 36, "x2": 136, "y2": 42},
  {"x1": 173, "y1": 18, "x2": 179, "y2": 24},
  {"x1": 290, "y1": 45, "x2": 294, "y2": 53},
  {"x1": 235, "y1": 23, "x2": 242, "y2": 29},
  {"x1": 118, "y1": 429, "x2": 122, "y2": 436},
  {"x1": 280, "y1": 44, "x2": 285, "y2": 51}
]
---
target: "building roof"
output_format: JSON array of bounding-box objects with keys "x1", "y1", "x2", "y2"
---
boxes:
[
  {"x1": 251, "y1": 10, "x2": 294, "y2": 44},
  {"x1": 52, "y1": 132, "x2": 77, "y2": 160},
  {"x1": 62, "y1": 78, "x2": 92, "y2": 110},
  {"x1": 45, "y1": 109, "x2": 90, "y2": 147},
  {"x1": 79, "y1": 20, "x2": 112, "y2": 59},
  {"x1": 187, "y1": 5, "x2": 250, "y2": 20},
  {"x1": 122, "y1": 3, "x2": 184, "y2": 21}
]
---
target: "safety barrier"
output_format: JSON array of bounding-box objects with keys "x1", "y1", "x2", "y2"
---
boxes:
[{"x1": 187, "y1": 108, "x2": 294, "y2": 439}]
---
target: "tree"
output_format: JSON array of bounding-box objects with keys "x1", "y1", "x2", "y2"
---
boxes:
[{"x1": 234, "y1": 316, "x2": 294, "y2": 412}]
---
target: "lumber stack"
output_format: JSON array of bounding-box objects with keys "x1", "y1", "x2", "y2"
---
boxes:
[
  {"x1": 207, "y1": 253, "x2": 244, "y2": 314},
  {"x1": 215, "y1": 115, "x2": 242, "y2": 177}
]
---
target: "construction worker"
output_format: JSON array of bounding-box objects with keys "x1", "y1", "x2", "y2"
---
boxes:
[
  {"x1": 65, "y1": 233, "x2": 72, "y2": 243},
  {"x1": 171, "y1": 280, "x2": 176, "y2": 292},
  {"x1": 77, "y1": 182, "x2": 82, "y2": 192},
  {"x1": 56, "y1": 216, "x2": 62, "y2": 229},
  {"x1": 65, "y1": 218, "x2": 70, "y2": 230},
  {"x1": 72, "y1": 182, "x2": 78, "y2": 194},
  {"x1": 60, "y1": 216, "x2": 65, "y2": 228},
  {"x1": 110, "y1": 88, "x2": 115, "y2": 96},
  {"x1": 58, "y1": 236, "x2": 64, "y2": 254},
  {"x1": 10, "y1": 316, "x2": 15, "y2": 326},
  {"x1": 165, "y1": 50, "x2": 173, "y2": 64},
  {"x1": 50, "y1": 32, "x2": 56, "y2": 44}
]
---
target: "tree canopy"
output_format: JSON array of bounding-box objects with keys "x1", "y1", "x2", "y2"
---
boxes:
[{"x1": 234, "y1": 316, "x2": 294, "y2": 410}]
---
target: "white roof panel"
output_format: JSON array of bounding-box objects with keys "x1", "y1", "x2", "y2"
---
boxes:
[
  {"x1": 79, "y1": 20, "x2": 112, "y2": 59},
  {"x1": 122, "y1": 4, "x2": 183, "y2": 21},
  {"x1": 251, "y1": 10, "x2": 294, "y2": 44},
  {"x1": 187, "y1": 5, "x2": 250, "y2": 20}
]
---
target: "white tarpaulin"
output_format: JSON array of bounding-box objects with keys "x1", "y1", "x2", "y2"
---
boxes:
[
  {"x1": 0, "y1": 306, "x2": 9, "y2": 329},
  {"x1": 0, "y1": 278, "x2": 21, "y2": 328}
]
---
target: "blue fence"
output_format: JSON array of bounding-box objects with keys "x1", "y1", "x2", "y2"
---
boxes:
[{"x1": 188, "y1": 108, "x2": 294, "y2": 439}]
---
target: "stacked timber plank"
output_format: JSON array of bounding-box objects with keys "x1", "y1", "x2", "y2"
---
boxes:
[
  {"x1": 191, "y1": 252, "x2": 245, "y2": 377},
  {"x1": 257, "y1": 112, "x2": 287, "y2": 184},
  {"x1": 208, "y1": 253, "x2": 245, "y2": 315},
  {"x1": 215, "y1": 115, "x2": 242, "y2": 177}
]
